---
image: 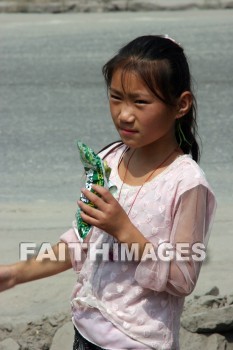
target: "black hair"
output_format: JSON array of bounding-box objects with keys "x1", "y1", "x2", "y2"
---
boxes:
[{"x1": 102, "y1": 35, "x2": 200, "y2": 162}]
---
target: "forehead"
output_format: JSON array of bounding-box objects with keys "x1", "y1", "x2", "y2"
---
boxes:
[{"x1": 110, "y1": 68, "x2": 150, "y2": 94}]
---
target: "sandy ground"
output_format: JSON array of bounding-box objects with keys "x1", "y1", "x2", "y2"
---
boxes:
[{"x1": 0, "y1": 201, "x2": 76, "y2": 324}]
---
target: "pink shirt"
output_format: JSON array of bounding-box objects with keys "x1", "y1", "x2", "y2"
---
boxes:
[{"x1": 61, "y1": 144, "x2": 216, "y2": 350}]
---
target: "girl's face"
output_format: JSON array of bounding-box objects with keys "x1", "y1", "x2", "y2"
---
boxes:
[{"x1": 109, "y1": 69, "x2": 178, "y2": 150}]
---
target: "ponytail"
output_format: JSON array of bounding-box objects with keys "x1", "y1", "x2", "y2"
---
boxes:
[{"x1": 175, "y1": 98, "x2": 200, "y2": 163}]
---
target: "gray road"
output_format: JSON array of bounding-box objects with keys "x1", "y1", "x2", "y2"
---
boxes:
[{"x1": 0, "y1": 10, "x2": 233, "y2": 204}]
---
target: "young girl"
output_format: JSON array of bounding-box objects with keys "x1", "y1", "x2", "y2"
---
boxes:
[{"x1": 0, "y1": 35, "x2": 216, "y2": 350}]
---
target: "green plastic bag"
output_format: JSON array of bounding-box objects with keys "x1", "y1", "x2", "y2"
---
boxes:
[{"x1": 76, "y1": 142, "x2": 117, "y2": 239}]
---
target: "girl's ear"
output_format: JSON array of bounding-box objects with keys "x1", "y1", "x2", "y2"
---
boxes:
[{"x1": 176, "y1": 91, "x2": 193, "y2": 119}]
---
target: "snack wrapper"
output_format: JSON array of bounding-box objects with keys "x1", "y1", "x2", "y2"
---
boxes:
[{"x1": 75, "y1": 142, "x2": 117, "y2": 240}]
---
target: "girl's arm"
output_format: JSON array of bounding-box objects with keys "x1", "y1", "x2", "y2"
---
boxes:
[
  {"x1": 135, "y1": 185, "x2": 216, "y2": 296},
  {"x1": 0, "y1": 242, "x2": 72, "y2": 293},
  {"x1": 78, "y1": 183, "x2": 216, "y2": 296}
]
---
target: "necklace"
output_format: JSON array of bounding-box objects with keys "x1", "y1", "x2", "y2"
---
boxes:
[{"x1": 117, "y1": 147, "x2": 179, "y2": 216}]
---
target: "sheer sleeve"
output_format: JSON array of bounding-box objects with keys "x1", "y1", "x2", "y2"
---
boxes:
[
  {"x1": 135, "y1": 184, "x2": 216, "y2": 296},
  {"x1": 60, "y1": 222, "x2": 93, "y2": 272}
]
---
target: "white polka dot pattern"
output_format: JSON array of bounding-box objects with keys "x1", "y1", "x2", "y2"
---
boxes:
[{"x1": 61, "y1": 144, "x2": 216, "y2": 350}]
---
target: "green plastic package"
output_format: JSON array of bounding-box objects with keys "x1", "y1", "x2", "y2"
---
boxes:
[{"x1": 76, "y1": 141, "x2": 117, "y2": 240}]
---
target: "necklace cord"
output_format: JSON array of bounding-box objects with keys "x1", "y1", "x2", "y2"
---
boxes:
[{"x1": 118, "y1": 147, "x2": 179, "y2": 216}]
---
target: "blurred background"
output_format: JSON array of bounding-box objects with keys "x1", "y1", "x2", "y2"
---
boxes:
[
  {"x1": 0, "y1": 0, "x2": 232, "y2": 13},
  {"x1": 0, "y1": 7, "x2": 232, "y2": 204}
]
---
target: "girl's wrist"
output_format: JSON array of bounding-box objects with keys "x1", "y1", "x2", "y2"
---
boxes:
[
  {"x1": 12, "y1": 260, "x2": 29, "y2": 286},
  {"x1": 115, "y1": 223, "x2": 150, "y2": 259},
  {"x1": 0, "y1": 264, "x2": 17, "y2": 292},
  {"x1": 9, "y1": 263, "x2": 19, "y2": 288},
  {"x1": 113, "y1": 221, "x2": 134, "y2": 243}
]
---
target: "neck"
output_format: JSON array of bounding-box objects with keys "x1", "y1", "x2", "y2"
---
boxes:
[{"x1": 131, "y1": 139, "x2": 181, "y2": 168}]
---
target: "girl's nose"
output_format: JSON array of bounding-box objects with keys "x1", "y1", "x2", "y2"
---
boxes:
[{"x1": 118, "y1": 103, "x2": 135, "y2": 123}]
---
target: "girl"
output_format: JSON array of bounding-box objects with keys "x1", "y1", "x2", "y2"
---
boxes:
[{"x1": 0, "y1": 35, "x2": 216, "y2": 350}]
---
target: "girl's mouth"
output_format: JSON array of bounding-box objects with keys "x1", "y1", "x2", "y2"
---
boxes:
[{"x1": 120, "y1": 128, "x2": 138, "y2": 136}]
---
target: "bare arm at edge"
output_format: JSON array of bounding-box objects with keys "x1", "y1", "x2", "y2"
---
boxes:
[{"x1": 0, "y1": 242, "x2": 72, "y2": 293}]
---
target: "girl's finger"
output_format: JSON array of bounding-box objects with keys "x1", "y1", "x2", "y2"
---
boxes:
[
  {"x1": 79, "y1": 210, "x2": 99, "y2": 227},
  {"x1": 91, "y1": 185, "x2": 114, "y2": 203},
  {"x1": 81, "y1": 187, "x2": 107, "y2": 209},
  {"x1": 78, "y1": 200, "x2": 100, "y2": 220}
]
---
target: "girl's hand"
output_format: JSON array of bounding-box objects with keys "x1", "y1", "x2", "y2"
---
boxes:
[
  {"x1": 0, "y1": 265, "x2": 15, "y2": 292},
  {"x1": 78, "y1": 185, "x2": 132, "y2": 241},
  {"x1": 0, "y1": 244, "x2": 72, "y2": 293}
]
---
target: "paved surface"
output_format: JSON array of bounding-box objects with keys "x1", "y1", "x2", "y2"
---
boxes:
[
  {"x1": 0, "y1": 10, "x2": 232, "y2": 203},
  {"x1": 0, "y1": 10, "x2": 233, "y2": 324}
]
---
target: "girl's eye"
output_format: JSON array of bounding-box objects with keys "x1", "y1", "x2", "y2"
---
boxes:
[
  {"x1": 135, "y1": 100, "x2": 148, "y2": 105},
  {"x1": 110, "y1": 94, "x2": 122, "y2": 101}
]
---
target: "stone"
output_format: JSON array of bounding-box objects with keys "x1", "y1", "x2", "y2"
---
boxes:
[
  {"x1": 0, "y1": 323, "x2": 12, "y2": 332},
  {"x1": 55, "y1": 313, "x2": 67, "y2": 323},
  {"x1": 50, "y1": 322, "x2": 74, "y2": 350},
  {"x1": 224, "y1": 331, "x2": 233, "y2": 349},
  {"x1": 227, "y1": 295, "x2": 233, "y2": 305},
  {"x1": 206, "y1": 333, "x2": 227, "y2": 350},
  {"x1": 49, "y1": 318, "x2": 58, "y2": 327},
  {"x1": 181, "y1": 305, "x2": 233, "y2": 333},
  {"x1": 204, "y1": 286, "x2": 220, "y2": 296},
  {"x1": 0, "y1": 338, "x2": 20, "y2": 350},
  {"x1": 180, "y1": 327, "x2": 208, "y2": 350},
  {"x1": 196, "y1": 295, "x2": 223, "y2": 308},
  {"x1": 180, "y1": 328, "x2": 227, "y2": 350}
]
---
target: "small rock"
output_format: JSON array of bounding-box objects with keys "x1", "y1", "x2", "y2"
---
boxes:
[
  {"x1": 49, "y1": 318, "x2": 58, "y2": 327},
  {"x1": 0, "y1": 323, "x2": 13, "y2": 332},
  {"x1": 180, "y1": 328, "x2": 228, "y2": 350},
  {"x1": 206, "y1": 333, "x2": 227, "y2": 350},
  {"x1": 224, "y1": 330, "x2": 233, "y2": 349},
  {"x1": 204, "y1": 286, "x2": 220, "y2": 296},
  {"x1": 0, "y1": 338, "x2": 20, "y2": 350},
  {"x1": 50, "y1": 322, "x2": 74, "y2": 350},
  {"x1": 197, "y1": 295, "x2": 223, "y2": 308},
  {"x1": 180, "y1": 327, "x2": 209, "y2": 350},
  {"x1": 181, "y1": 305, "x2": 233, "y2": 333},
  {"x1": 212, "y1": 302, "x2": 220, "y2": 308},
  {"x1": 194, "y1": 286, "x2": 220, "y2": 299},
  {"x1": 31, "y1": 319, "x2": 43, "y2": 327},
  {"x1": 227, "y1": 295, "x2": 233, "y2": 305},
  {"x1": 55, "y1": 313, "x2": 67, "y2": 323}
]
